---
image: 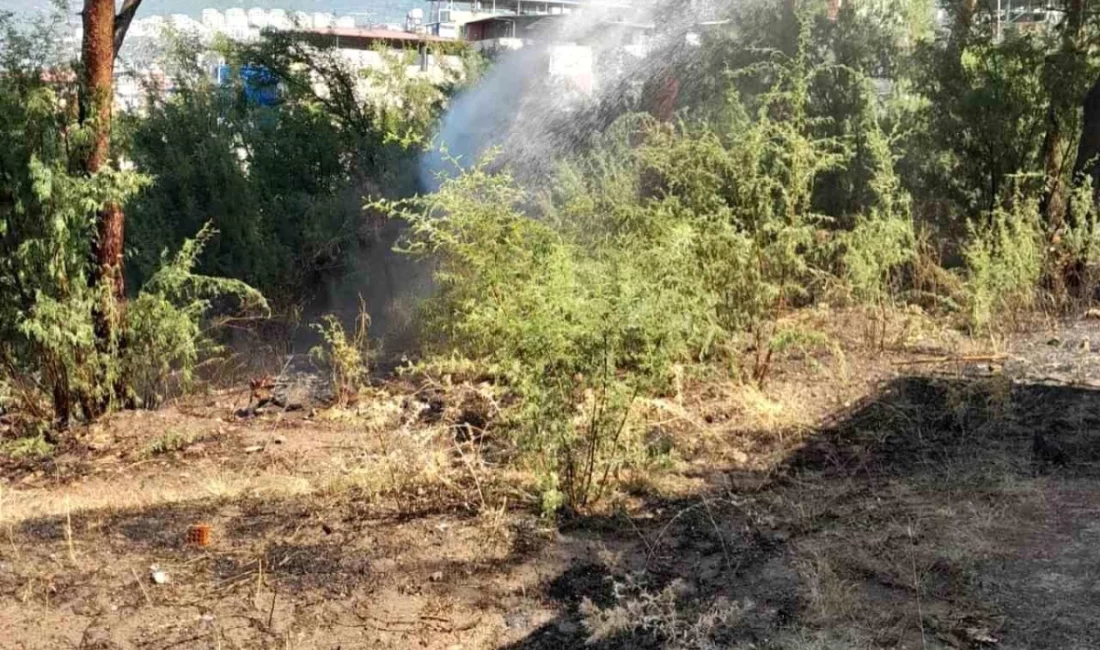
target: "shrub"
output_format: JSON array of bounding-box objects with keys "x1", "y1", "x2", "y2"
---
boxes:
[
  {"x1": 963, "y1": 192, "x2": 1044, "y2": 331},
  {"x1": 0, "y1": 434, "x2": 55, "y2": 460},
  {"x1": 383, "y1": 163, "x2": 666, "y2": 513},
  {"x1": 147, "y1": 430, "x2": 195, "y2": 455},
  {"x1": 311, "y1": 299, "x2": 373, "y2": 406},
  {"x1": 17, "y1": 223, "x2": 267, "y2": 416}
]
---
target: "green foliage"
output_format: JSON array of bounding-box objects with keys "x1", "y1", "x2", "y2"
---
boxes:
[
  {"x1": 123, "y1": 224, "x2": 268, "y2": 407},
  {"x1": 124, "y1": 32, "x2": 466, "y2": 305},
  {"x1": 381, "y1": 18, "x2": 893, "y2": 510},
  {"x1": 311, "y1": 300, "x2": 372, "y2": 405},
  {"x1": 1, "y1": 434, "x2": 55, "y2": 460},
  {"x1": 384, "y1": 163, "x2": 655, "y2": 512},
  {"x1": 913, "y1": 34, "x2": 1051, "y2": 217},
  {"x1": 842, "y1": 211, "x2": 915, "y2": 306},
  {"x1": 146, "y1": 429, "x2": 195, "y2": 455},
  {"x1": 19, "y1": 222, "x2": 267, "y2": 416},
  {"x1": 963, "y1": 192, "x2": 1044, "y2": 331}
]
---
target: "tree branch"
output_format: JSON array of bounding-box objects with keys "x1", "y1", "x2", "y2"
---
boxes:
[{"x1": 113, "y1": 0, "x2": 143, "y2": 59}]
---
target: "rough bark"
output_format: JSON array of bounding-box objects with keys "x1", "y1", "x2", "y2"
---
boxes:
[
  {"x1": 81, "y1": 0, "x2": 144, "y2": 309},
  {"x1": 1073, "y1": 74, "x2": 1100, "y2": 202},
  {"x1": 1040, "y1": 0, "x2": 1088, "y2": 228},
  {"x1": 113, "y1": 0, "x2": 143, "y2": 58},
  {"x1": 74, "y1": 0, "x2": 142, "y2": 421},
  {"x1": 1040, "y1": 106, "x2": 1067, "y2": 228},
  {"x1": 80, "y1": 0, "x2": 114, "y2": 174}
]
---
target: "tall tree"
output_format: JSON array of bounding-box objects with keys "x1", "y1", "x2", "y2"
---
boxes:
[
  {"x1": 1039, "y1": 0, "x2": 1089, "y2": 228},
  {"x1": 80, "y1": 0, "x2": 143, "y2": 337},
  {"x1": 1074, "y1": 75, "x2": 1100, "y2": 201}
]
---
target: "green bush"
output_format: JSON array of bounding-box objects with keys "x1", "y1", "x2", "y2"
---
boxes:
[
  {"x1": 963, "y1": 193, "x2": 1044, "y2": 331},
  {"x1": 311, "y1": 300, "x2": 373, "y2": 405},
  {"x1": 385, "y1": 160, "x2": 690, "y2": 512},
  {"x1": 18, "y1": 223, "x2": 267, "y2": 417},
  {"x1": 378, "y1": 16, "x2": 926, "y2": 511}
]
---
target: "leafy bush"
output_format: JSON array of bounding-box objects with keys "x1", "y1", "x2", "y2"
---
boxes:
[
  {"x1": 379, "y1": 16, "x2": 924, "y2": 511},
  {"x1": 122, "y1": 224, "x2": 268, "y2": 407},
  {"x1": 0, "y1": 434, "x2": 55, "y2": 460},
  {"x1": 385, "y1": 164, "x2": 658, "y2": 512},
  {"x1": 124, "y1": 32, "x2": 474, "y2": 306},
  {"x1": 146, "y1": 430, "x2": 196, "y2": 455},
  {"x1": 311, "y1": 299, "x2": 373, "y2": 405},
  {"x1": 18, "y1": 223, "x2": 267, "y2": 417},
  {"x1": 963, "y1": 192, "x2": 1044, "y2": 331}
]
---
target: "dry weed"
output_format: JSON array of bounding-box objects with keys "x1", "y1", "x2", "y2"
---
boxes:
[{"x1": 580, "y1": 576, "x2": 748, "y2": 648}]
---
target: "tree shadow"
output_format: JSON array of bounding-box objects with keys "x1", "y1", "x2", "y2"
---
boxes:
[{"x1": 501, "y1": 374, "x2": 1100, "y2": 650}]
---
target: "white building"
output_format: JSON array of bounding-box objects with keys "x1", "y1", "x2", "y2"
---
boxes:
[
  {"x1": 247, "y1": 7, "x2": 270, "y2": 29},
  {"x1": 312, "y1": 12, "x2": 336, "y2": 29},
  {"x1": 224, "y1": 8, "x2": 251, "y2": 39},
  {"x1": 167, "y1": 14, "x2": 208, "y2": 35},
  {"x1": 293, "y1": 11, "x2": 312, "y2": 28},
  {"x1": 268, "y1": 9, "x2": 292, "y2": 30},
  {"x1": 200, "y1": 9, "x2": 225, "y2": 31}
]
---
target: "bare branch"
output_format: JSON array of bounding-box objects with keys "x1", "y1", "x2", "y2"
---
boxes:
[{"x1": 113, "y1": 0, "x2": 144, "y2": 59}]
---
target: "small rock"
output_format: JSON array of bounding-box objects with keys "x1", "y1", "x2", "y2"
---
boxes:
[
  {"x1": 1086, "y1": 308, "x2": 1100, "y2": 320},
  {"x1": 150, "y1": 565, "x2": 169, "y2": 585},
  {"x1": 731, "y1": 450, "x2": 749, "y2": 465},
  {"x1": 555, "y1": 620, "x2": 580, "y2": 635},
  {"x1": 430, "y1": 571, "x2": 444, "y2": 582},
  {"x1": 273, "y1": 436, "x2": 285, "y2": 445},
  {"x1": 243, "y1": 445, "x2": 263, "y2": 454},
  {"x1": 1048, "y1": 337, "x2": 1062, "y2": 346}
]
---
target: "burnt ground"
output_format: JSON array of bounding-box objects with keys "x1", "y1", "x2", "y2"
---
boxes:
[{"x1": 4, "y1": 317, "x2": 1100, "y2": 649}]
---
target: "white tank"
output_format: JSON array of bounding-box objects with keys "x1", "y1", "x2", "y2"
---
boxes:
[
  {"x1": 225, "y1": 8, "x2": 248, "y2": 30},
  {"x1": 201, "y1": 9, "x2": 226, "y2": 31},
  {"x1": 247, "y1": 7, "x2": 269, "y2": 28},
  {"x1": 268, "y1": 9, "x2": 291, "y2": 30}
]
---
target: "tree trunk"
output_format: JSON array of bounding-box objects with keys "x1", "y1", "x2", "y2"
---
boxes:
[
  {"x1": 74, "y1": 0, "x2": 142, "y2": 420},
  {"x1": 1040, "y1": 0, "x2": 1088, "y2": 228},
  {"x1": 1074, "y1": 74, "x2": 1100, "y2": 203},
  {"x1": 81, "y1": 0, "x2": 124, "y2": 305},
  {"x1": 954, "y1": 0, "x2": 979, "y2": 41},
  {"x1": 1040, "y1": 106, "x2": 1067, "y2": 228}
]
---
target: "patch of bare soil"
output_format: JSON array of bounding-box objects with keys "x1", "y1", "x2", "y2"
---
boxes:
[{"x1": 5, "y1": 317, "x2": 1100, "y2": 649}]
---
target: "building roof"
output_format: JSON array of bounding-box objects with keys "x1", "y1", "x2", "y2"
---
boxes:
[
  {"x1": 292, "y1": 27, "x2": 452, "y2": 46},
  {"x1": 462, "y1": 14, "x2": 652, "y2": 29}
]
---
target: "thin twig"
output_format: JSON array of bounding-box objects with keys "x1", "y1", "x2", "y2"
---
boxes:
[
  {"x1": 907, "y1": 521, "x2": 927, "y2": 650},
  {"x1": 700, "y1": 494, "x2": 733, "y2": 570},
  {"x1": 130, "y1": 567, "x2": 153, "y2": 607},
  {"x1": 64, "y1": 496, "x2": 76, "y2": 566},
  {"x1": 267, "y1": 580, "x2": 278, "y2": 630},
  {"x1": 453, "y1": 438, "x2": 487, "y2": 511},
  {"x1": 892, "y1": 354, "x2": 1008, "y2": 366}
]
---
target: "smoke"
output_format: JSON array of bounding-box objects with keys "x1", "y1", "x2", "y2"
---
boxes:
[
  {"x1": 328, "y1": 0, "x2": 734, "y2": 366},
  {"x1": 419, "y1": 0, "x2": 730, "y2": 190}
]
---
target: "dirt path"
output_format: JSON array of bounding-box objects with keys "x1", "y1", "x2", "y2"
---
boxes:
[{"x1": 5, "y1": 319, "x2": 1100, "y2": 649}]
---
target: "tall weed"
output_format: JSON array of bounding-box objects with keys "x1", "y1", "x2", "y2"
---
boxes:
[{"x1": 964, "y1": 194, "x2": 1043, "y2": 331}]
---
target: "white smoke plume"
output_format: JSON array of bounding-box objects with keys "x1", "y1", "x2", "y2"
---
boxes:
[{"x1": 420, "y1": 0, "x2": 730, "y2": 190}]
